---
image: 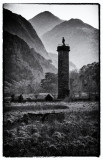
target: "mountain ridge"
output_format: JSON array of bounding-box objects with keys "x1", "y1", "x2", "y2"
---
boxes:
[
  {"x1": 41, "y1": 17, "x2": 99, "y2": 69},
  {"x1": 3, "y1": 8, "x2": 49, "y2": 59},
  {"x1": 29, "y1": 10, "x2": 63, "y2": 36}
]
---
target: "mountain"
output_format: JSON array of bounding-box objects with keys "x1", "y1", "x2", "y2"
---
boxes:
[
  {"x1": 3, "y1": 31, "x2": 57, "y2": 94},
  {"x1": 3, "y1": 9, "x2": 77, "y2": 70},
  {"x1": 42, "y1": 18, "x2": 99, "y2": 69},
  {"x1": 29, "y1": 11, "x2": 63, "y2": 36},
  {"x1": 3, "y1": 8, "x2": 48, "y2": 59}
]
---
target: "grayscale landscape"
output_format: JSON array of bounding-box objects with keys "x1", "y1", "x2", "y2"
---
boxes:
[{"x1": 3, "y1": 4, "x2": 100, "y2": 157}]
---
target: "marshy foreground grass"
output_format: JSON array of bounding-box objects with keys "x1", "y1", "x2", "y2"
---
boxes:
[{"x1": 3, "y1": 101, "x2": 100, "y2": 157}]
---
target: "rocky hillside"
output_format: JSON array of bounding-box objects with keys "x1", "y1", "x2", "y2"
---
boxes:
[
  {"x1": 4, "y1": 31, "x2": 57, "y2": 94},
  {"x1": 3, "y1": 8, "x2": 48, "y2": 59}
]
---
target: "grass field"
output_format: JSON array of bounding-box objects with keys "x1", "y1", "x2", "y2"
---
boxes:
[{"x1": 3, "y1": 101, "x2": 100, "y2": 157}]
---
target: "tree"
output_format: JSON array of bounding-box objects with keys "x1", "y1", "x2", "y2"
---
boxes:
[
  {"x1": 40, "y1": 72, "x2": 58, "y2": 94},
  {"x1": 70, "y1": 70, "x2": 82, "y2": 95},
  {"x1": 79, "y1": 62, "x2": 100, "y2": 95}
]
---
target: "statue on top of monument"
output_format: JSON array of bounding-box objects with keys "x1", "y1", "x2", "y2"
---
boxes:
[{"x1": 62, "y1": 37, "x2": 65, "y2": 46}]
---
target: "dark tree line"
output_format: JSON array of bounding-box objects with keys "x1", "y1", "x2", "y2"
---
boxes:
[
  {"x1": 79, "y1": 62, "x2": 99, "y2": 94},
  {"x1": 40, "y1": 62, "x2": 99, "y2": 98}
]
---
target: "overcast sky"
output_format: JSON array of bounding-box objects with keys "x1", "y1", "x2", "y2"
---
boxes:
[{"x1": 4, "y1": 3, "x2": 99, "y2": 29}]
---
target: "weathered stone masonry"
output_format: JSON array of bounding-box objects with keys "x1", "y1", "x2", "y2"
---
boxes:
[{"x1": 57, "y1": 40, "x2": 70, "y2": 99}]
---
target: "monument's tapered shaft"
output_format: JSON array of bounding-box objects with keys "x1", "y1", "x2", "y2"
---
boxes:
[{"x1": 57, "y1": 38, "x2": 70, "y2": 99}]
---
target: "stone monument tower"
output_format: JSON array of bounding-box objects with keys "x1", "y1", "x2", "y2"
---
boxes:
[{"x1": 57, "y1": 37, "x2": 70, "y2": 99}]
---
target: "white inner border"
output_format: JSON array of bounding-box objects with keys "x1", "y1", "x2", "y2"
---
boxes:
[{"x1": 0, "y1": 0, "x2": 102, "y2": 159}]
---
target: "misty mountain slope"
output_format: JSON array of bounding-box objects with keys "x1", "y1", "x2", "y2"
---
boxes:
[
  {"x1": 42, "y1": 18, "x2": 99, "y2": 69},
  {"x1": 29, "y1": 11, "x2": 63, "y2": 36},
  {"x1": 3, "y1": 8, "x2": 48, "y2": 59},
  {"x1": 4, "y1": 31, "x2": 57, "y2": 94}
]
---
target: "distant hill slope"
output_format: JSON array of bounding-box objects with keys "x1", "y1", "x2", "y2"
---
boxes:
[
  {"x1": 29, "y1": 11, "x2": 63, "y2": 36},
  {"x1": 3, "y1": 8, "x2": 48, "y2": 59},
  {"x1": 4, "y1": 31, "x2": 57, "y2": 94},
  {"x1": 42, "y1": 18, "x2": 99, "y2": 69}
]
